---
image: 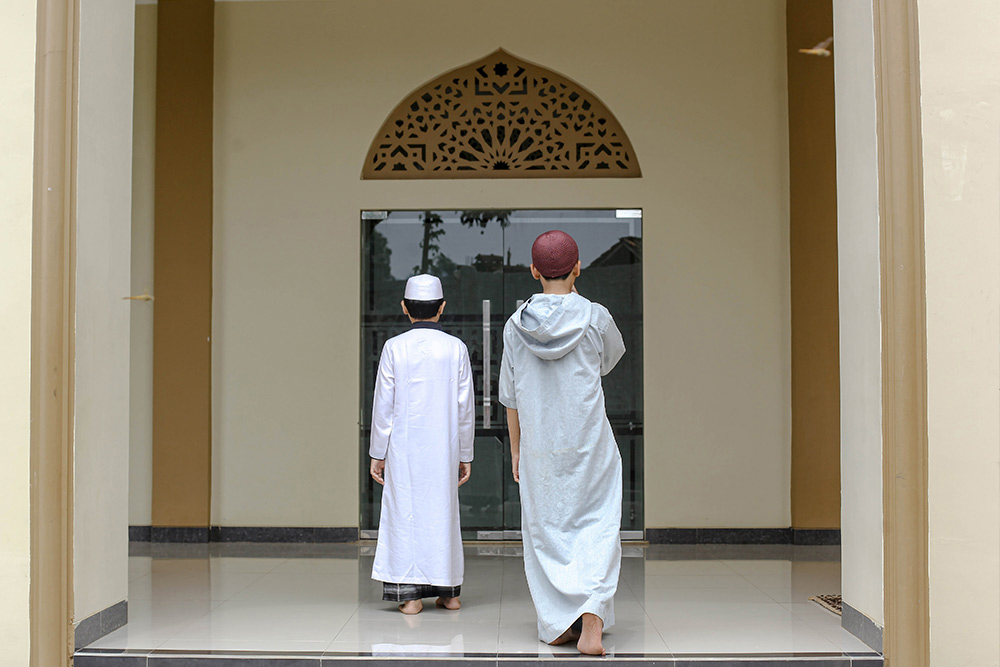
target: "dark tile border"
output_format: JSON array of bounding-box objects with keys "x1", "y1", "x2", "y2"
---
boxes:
[
  {"x1": 210, "y1": 527, "x2": 359, "y2": 543},
  {"x1": 646, "y1": 528, "x2": 840, "y2": 545},
  {"x1": 150, "y1": 659, "x2": 322, "y2": 666},
  {"x1": 648, "y1": 528, "x2": 792, "y2": 545},
  {"x1": 132, "y1": 526, "x2": 359, "y2": 544},
  {"x1": 74, "y1": 600, "x2": 128, "y2": 650},
  {"x1": 672, "y1": 660, "x2": 849, "y2": 667},
  {"x1": 842, "y1": 601, "x2": 884, "y2": 654},
  {"x1": 151, "y1": 527, "x2": 210, "y2": 543},
  {"x1": 793, "y1": 529, "x2": 841, "y2": 546},
  {"x1": 134, "y1": 526, "x2": 839, "y2": 546},
  {"x1": 128, "y1": 525, "x2": 151, "y2": 542}
]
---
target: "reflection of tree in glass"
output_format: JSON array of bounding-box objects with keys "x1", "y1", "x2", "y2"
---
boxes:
[
  {"x1": 413, "y1": 210, "x2": 514, "y2": 277},
  {"x1": 416, "y1": 211, "x2": 445, "y2": 275},
  {"x1": 369, "y1": 228, "x2": 393, "y2": 281},
  {"x1": 460, "y1": 209, "x2": 511, "y2": 233},
  {"x1": 426, "y1": 252, "x2": 458, "y2": 278}
]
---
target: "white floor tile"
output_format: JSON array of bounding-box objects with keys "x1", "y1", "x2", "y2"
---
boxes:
[
  {"x1": 129, "y1": 570, "x2": 266, "y2": 602},
  {"x1": 172, "y1": 599, "x2": 356, "y2": 643},
  {"x1": 271, "y1": 558, "x2": 363, "y2": 575},
  {"x1": 333, "y1": 616, "x2": 499, "y2": 653},
  {"x1": 358, "y1": 592, "x2": 501, "y2": 624},
  {"x1": 157, "y1": 638, "x2": 330, "y2": 652},
  {"x1": 85, "y1": 598, "x2": 221, "y2": 648},
  {"x1": 208, "y1": 557, "x2": 288, "y2": 574},
  {"x1": 782, "y1": 601, "x2": 877, "y2": 652},
  {"x1": 128, "y1": 557, "x2": 152, "y2": 582},
  {"x1": 229, "y1": 572, "x2": 367, "y2": 604},
  {"x1": 720, "y1": 559, "x2": 797, "y2": 575},
  {"x1": 603, "y1": 616, "x2": 671, "y2": 654},
  {"x1": 657, "y1": 612, "x2": 843, "y2": 654},
  {"x1": 638, "y1": 573, "x2": 757, "y2": 590},
  {"x1": 642, "y1": 560, "x2": 740, "y2": 576},
  {"x1": 85, "y1": 626, "x2": 166, "y2": 651},
  {"x1": 88, "y1": 549, "x2": 857, "y2": 656}
]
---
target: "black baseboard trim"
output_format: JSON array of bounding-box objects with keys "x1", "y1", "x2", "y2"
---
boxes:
[
  {"x1": 793, "y1": 529, "x2": 842, "y2": 545},
  {"x1": 646, "y1": 528, "x2": 841, "y2": 545},
  {"x1": 151, "y1": 526, "x2": 210, "y2": 543},
  {"x1": 132, "y1": 525, "x2": 836, "y2": 546},
  {"x1": 210, "y1": 526, "x2": 359, "y2": 543},
  {"x1": 131, "y1": 526, "x2": 359, "y2": 544},
  {"x1": 842, "y1": 601, "x2": 884, "y2": 654},
  {"x1": 127, "y1": 525, "x2": 151, "y2": 542},
  {"x1": 74, "y1": 600, "x2": 127, "y2": 650}
]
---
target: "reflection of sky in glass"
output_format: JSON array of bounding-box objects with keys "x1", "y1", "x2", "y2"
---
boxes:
[{"x1": 375, "y1": 210, "x2": 641, "y2": 281}]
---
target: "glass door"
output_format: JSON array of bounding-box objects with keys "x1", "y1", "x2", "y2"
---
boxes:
[{"x1": 360, "y1": 209, "x2": 643, "y2": 538}]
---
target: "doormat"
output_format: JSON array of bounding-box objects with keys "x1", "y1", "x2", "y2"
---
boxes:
[{"x1": 809, "y1": 594, "x2": 842, "y2": 616}]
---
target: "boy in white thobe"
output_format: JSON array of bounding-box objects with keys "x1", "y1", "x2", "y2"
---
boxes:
[
  {"x1": 499, "y1": 231, "x2": 626, "y2": 655},
  {"x1": 369, "y1": 274, "x2": 475, "y2": 614}
]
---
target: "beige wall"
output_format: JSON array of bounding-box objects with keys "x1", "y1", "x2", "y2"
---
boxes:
[
  {"x1": 73, "y1": 0, "x2": 134, "y2": 622},
  {"x1": 918, "y1": 0, "x2": 1000, "y2": 663},
  {"x1": 129, "y1": 3, "x2": 157, "y2": 528},
  {"x1": 0, "y1": 0, "x2": 36, "y2": 661},
  {"x1": 832, "y1": 0, "x2": 884, "y2": 626},
  {"x1": 212, "y1": 0, "x2": 791, "y2": 528}
]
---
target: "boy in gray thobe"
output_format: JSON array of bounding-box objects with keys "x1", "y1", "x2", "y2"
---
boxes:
[{"x1": 498, "y1": 230, "x2": 626, "y2": 655}]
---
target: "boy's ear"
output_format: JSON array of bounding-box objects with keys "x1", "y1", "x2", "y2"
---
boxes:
[
  {"x1": 400, "y1": 300, "x2": 409, "y2": 316},
  {"x1": 572, "y1": 260, "x2": 581, "y2": 277},
  {"x1": 530, "y1": 264, "x2": 542, "y2": 281},
  {"x1": 437, "y1": 300, "x2": 446, "y2": 316}
]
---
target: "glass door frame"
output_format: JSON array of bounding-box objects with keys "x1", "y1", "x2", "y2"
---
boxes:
[{"x1": 358, "y1": 208, "x2": 644, "y2": 541}]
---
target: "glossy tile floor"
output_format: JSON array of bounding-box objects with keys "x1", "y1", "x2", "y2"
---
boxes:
[{"x1": 84, "y1": 543, "x2": 877, "y2": 658}]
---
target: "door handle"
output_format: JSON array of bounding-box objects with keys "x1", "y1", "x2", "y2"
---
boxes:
[{"x1": 482, "y1": 299, "x2": 491, "y2": 428}]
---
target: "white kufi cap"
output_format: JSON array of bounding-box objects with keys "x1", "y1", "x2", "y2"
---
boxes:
[{"x1": 404, "y1": 274, "x2": 444, "y2": 300}]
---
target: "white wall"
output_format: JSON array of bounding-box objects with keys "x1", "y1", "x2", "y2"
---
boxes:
[
  {"x1": 212, "y1": 0, "x2": 791, "y2": 528},
  {"x1": 918, "y1": 0, "x2": 1000, "y2": 663},
  {"x1": 129, "y1": 2, "x2": 157, "y2": 529},
  {"x1": 0, "y1": 1, "x2": 37, "y2": 661},
  {"x1": 73, "y1": 0, "x2": 135, "y2": 623},
  {"x1": 832, "y1": 0, "x2": 884, "y2": 627}
]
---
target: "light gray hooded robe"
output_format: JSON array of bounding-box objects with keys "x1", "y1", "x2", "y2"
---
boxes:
[{"x1": 498, "y1": 292, "x2": 626, "y2": 642}]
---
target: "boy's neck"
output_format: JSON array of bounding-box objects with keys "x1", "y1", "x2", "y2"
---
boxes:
[{"x1": 541, "y1": 277, "x2": 575, "y2": 295}]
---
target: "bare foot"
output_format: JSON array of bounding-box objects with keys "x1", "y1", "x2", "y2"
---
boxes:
[
  {"x1": 549, "y1": 625, "x2": 581, "y2": 646},
  {"x1": 577, "y1": 613, "x2": 605, "y2": 655},
  {"x1": 435, "y1": 596, "x2": 461, "y2": 610},
  {"x1": 398, "y1": 600, "x2": 423, "y2": 615}
]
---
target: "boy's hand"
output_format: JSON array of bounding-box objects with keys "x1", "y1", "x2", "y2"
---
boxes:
[
  {"x1": 458, "y1": 462, "x2": 472, "y2": 487},
  {"x1": 370, "y1": 458, "x2": 385, "y2": 485},
  {"x1": 512, "y1": 451, "x2": 519, "y2": 483}
]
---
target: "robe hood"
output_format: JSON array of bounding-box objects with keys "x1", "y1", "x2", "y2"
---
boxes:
[{"x1": 511, "y1": 292, "x2": 592, "y2": 360}]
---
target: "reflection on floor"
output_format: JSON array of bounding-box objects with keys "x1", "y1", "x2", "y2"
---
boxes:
[{"x1": 76, "y1": 542, "x2": 882, "y2": 665}]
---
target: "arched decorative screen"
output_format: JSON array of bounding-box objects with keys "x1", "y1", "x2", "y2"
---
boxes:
[{"x1": 362, "y1": 50, "x2": 640, "y2": 179}]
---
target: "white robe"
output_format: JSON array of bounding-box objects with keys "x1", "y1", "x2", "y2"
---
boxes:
[
  {"x1": 370, "y1": 323, "x2": 475, "y2": 587},
  {"x1": 498, "y1": 292, "x2": 626, "y2": 642}
]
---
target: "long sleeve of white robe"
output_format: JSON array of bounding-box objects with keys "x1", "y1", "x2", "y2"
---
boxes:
[
  {"x1": 499, "y1": 292, "x2": 625, "y2": 642},
  {"x1": 370, "y1": 325, "x2": 474, "y2": 587}
]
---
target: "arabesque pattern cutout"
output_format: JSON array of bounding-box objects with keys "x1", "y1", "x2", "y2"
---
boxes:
[{"x1": 363, "y1": 50, "x2": 640, "y2": 179}]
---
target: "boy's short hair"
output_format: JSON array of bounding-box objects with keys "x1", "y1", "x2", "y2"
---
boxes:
[
  {"x1": 404, "y1": 298, "x2": 444, "y2": 320},
  {"x1": 540, "y1": 270, "x2": 572, "y2": 281}
]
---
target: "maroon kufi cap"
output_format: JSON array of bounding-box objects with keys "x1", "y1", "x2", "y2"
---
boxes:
[{"x1": 531, "y1": 230, "x2": 579, "y2": 278}]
